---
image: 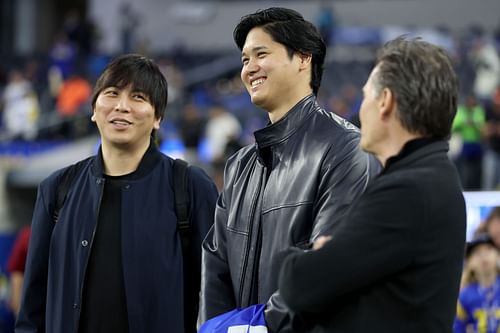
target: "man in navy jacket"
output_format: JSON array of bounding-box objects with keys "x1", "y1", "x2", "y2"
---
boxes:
[{"x1": 16, "y1": 54, "x2": 218, "y2": 333}]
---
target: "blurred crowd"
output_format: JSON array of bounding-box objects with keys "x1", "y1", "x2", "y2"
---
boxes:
[
  {"x1": 1, "y1": 10, "x2": 500, "y2": 192},
  {"x1": 0, "y1": 6, "x2": 499, "y2": 333},
  {"x1": 455, "y1": 208, "x2": 500, "y2": 333}
]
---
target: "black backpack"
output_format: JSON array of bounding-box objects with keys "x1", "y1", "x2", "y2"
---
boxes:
[{"x1": 53, "y1": 157, "x2": 197, "y2": 333}]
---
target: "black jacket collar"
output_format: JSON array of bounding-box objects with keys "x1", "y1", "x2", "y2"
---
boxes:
[
  {"x1": 383, "y1": 138, "x2": 447, "y2": 173},
  {"x1": 91, "y1": 139, "x2": 162, "y2": 180},
  {"x1": 254, "y1": 94, "x2": 317, "y2": 148}
]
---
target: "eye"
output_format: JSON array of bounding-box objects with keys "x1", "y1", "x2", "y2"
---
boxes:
[
  {"x1": 241, "y1": 57, "x2": 249, "y2": 65},
  {"x1": 257, "y1": 52, "x2": 267, "y2": 58},
  {"x1": 133, "y1": 93, "x2": 148, "y2": 101},
  {"x1": 103, "y1": 88, "x2": 118, "y2": 96}
]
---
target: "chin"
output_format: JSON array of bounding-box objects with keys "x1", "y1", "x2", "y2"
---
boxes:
[
  {"x1": 359, "y1": 139, "x2": 370, "y2": 153},
  {"x1": 105, "y1": 134, "x2": 132, "y2": 146},
  {"x1": 250, "y1": 92, "x2": 266, "y2": 106}
]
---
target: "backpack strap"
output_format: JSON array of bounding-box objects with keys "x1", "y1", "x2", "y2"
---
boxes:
[
  {"x1": 173, "y1": 158, "x2": 196, "y2": 333},
  {"x1": 173, "y1": 158, "x2": 190, "y2": 231},
  {"x1": 53, "y1": 157, "x2": 91, "y2": 223}
]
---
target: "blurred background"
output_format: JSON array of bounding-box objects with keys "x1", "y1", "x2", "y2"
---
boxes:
[{"x1": 0, "y1": 0, "x2": 500, "y2": 330}]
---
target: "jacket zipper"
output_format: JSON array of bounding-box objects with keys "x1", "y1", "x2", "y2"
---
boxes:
[
  {"x1": 248, "y1": 209, "x2": 263, "y2": 304},
  {"x1": 238, "y1": 165, "x2": 264, "y2": 306},
  {"x1": 73, "y1": 177, "x2": 105, "y2": 332}
]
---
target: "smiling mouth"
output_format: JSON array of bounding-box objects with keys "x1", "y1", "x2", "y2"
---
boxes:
[
  {"x1": 251, "y1": 78, "x2": 266, "y2": 89},
  {"x1": 110, "y1": 119, "x2": 132, "y2": 125}
]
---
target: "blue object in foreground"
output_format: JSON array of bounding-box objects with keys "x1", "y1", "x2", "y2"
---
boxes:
[{"x1": 198, "y1": 304, "x2": 267, "y2": 333}]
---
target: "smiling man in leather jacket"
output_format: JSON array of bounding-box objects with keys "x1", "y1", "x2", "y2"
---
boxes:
[{"x1": 199, "y1": 7, "x2": 379, "y2": 332}]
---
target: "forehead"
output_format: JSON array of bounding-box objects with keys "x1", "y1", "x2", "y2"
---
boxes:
[
  {"x1": 472, "y1": 243, "x2": 497, "y2": 254},
  {"x1": 363, "y1": 65, "x2": 380, "y2": 90},
  {"x1": 242, "y1": 27, "x2": 282, "y2": 53},
  {"x1": 368, "y1": 65, "x2": 380, "y2": 82}
]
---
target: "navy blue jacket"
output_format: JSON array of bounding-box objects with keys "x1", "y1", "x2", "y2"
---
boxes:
[{"x1": 16, "y1": 144, "x2": 218, "y2": 333}]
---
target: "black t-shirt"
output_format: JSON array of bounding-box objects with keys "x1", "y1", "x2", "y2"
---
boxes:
[{"x1": 79, "y1": 175, "x2": 130, "y2": 333}]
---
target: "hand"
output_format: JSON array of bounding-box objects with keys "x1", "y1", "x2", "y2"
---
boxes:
[{"x1": 313, "y1": 236, "x2": 332, "y2": 250}]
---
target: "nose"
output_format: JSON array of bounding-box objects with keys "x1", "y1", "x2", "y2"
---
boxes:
[
  {"x1": 242, "y1": 58, "x2": 259, "y2": 77},
  {"x1": 115, "y1": 93, "x2": 131, "y2": 112}
]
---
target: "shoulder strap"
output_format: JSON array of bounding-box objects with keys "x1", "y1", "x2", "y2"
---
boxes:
[
  {"x1": 53, "y1": 157, "x2": 90, "y2": 223},
  {"x1": 173, "y1": 158, "x2": 196, "y2": 333},
  {"x1": 173, "y1": 158, "x2": 190, "y2": 230}
]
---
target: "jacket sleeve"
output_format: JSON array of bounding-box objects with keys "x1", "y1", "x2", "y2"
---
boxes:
[
  {"x1": 265, "y1": 133, "x2": 380, "y2": 332},
  {"x1": 198, "y1": 188, "x2": 237, "y2": 325},
  {"x1": 278, "y1": 180, "x2": 422, "y2": 313},
  {"x1": 187, "y1": 166, "x2": 218, "y2": 331},
  {"x1": 16, "y1": 178, "x2": 57, "y2": 333}
]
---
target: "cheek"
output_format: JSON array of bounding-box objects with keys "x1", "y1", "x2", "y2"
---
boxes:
[
  {"x1": 359, "y1": 104, "x2": 368, "y2": 127},
  {"x1": 468, "y1": 257, "x2": 480, "y2": 269},
  {"x1": 240, "y1": 68, "x2": 245, "y2": 82},
  {"x1": 95, "y1": 96, "x2": 112, "y2": 109},
  {"x1": 490, "y1": 225, "x2": 500, "y2": 237}
]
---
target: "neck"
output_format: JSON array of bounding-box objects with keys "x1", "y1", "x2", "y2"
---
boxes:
[
  {"x1": 267, "y1": 91, "x2": 312, "y2": 124},
  {"x1": 101, "y1": 139, "x2": 150, "y2": 176}
]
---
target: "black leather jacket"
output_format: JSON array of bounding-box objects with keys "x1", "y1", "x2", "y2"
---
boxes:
[{"x1": 200, "y1": 95, "x2": 380, "y2": 332}]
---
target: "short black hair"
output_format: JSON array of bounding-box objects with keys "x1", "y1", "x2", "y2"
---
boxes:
[
  {"x1": 373, "y1": 37, "x2": 458, "y2": 140},
  {"x1": 233, "y1": 7, "x2": 326, "y2": 95},
  {"x1": 91, "y1": 54, "x2": 168, "y2": 120},
  {"x1": 466, "y1": 233, "x2": 497, "y2": 258}
]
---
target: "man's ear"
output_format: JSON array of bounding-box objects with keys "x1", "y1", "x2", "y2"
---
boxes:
[
  {"x1": 153, "y1": 117, "x2": 161, "y2": 130},
  {"x1": 298, "y1": 53, "x2": 312, "y2": 71},
  {"x1": 378, "y1": 88, "x2": 395, "y2": 120},
  {"x1": 91, "y1": 111, "x2": 96, "y2": 122}
]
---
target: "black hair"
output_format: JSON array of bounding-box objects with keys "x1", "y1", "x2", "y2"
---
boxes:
[
  {"x1": 92, "y1": 54, "x2": 168, "y2": 120},
  {"x1": 233, "y1": 7, "x2": 326, "y2": 95}
]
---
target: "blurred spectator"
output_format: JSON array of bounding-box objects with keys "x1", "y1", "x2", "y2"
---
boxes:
[
  {"x1": 452, "y1": 95, "x2": 486, "y2": 190},
  {"x1": 158, "y1": 58, "x2": 185, "y2": 123},
  {"x1": 454, "y1": 233, "x2": 500, "y2": 333},
  {"x1": 482, "y1": 88, "x2": 500, "y2": 190},
  {"x1": 6, "y1": 227, "x2": 31, "y2": 315},
  {"x1": 54, "y1": 69, "x2": 92, "y2": 139},
  {"x1": 340, "y1": 83, "x2": 362, "y2": 121},
  {"x1": 179, "y1": 103, "x2": 206, "y2": 164},
  {"x1": 56, "y1": 73, "x2": 91, "y2": 117},
  {"x1": 470, "y1": 30, "x2": 500, "y2": 104},
  {"x1": 328, "y1": 96, "x2": 349, "y2": 118},
  {"x1": 1, "y1": 69, "x2": 40, "y2": 140},
  {"x1": 328, "y1": 95, "x2": 361, "y2": 128},
  {"x1": 315, "y1": 0, "x2": 337, "y2": 47},
  {"x1": 48, "y1": 31, "x2": 78, "y2": 80},
  {"x1": 120, "y1": 3, "x2": 140, "y2": 53},
  {"x1": 62, "y1": 9, "x2": 96, "y2": 57},
  {"x1": 205, "y1": 104, "x2": 242, "y2": 163},
  {"x1": 476, "y1": 207, "x2": 500, "y2": 249},
  {"x1": 23, "y1": 58, "x2": 47, "y2": 101}
]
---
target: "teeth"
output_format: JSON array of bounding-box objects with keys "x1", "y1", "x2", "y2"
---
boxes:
[
  {"x1": 112, "y1": 120, "x2": 130, "y2": 125},
  {"x1": 251, "y1": 78, "x2": 265, "y2": 88}
]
